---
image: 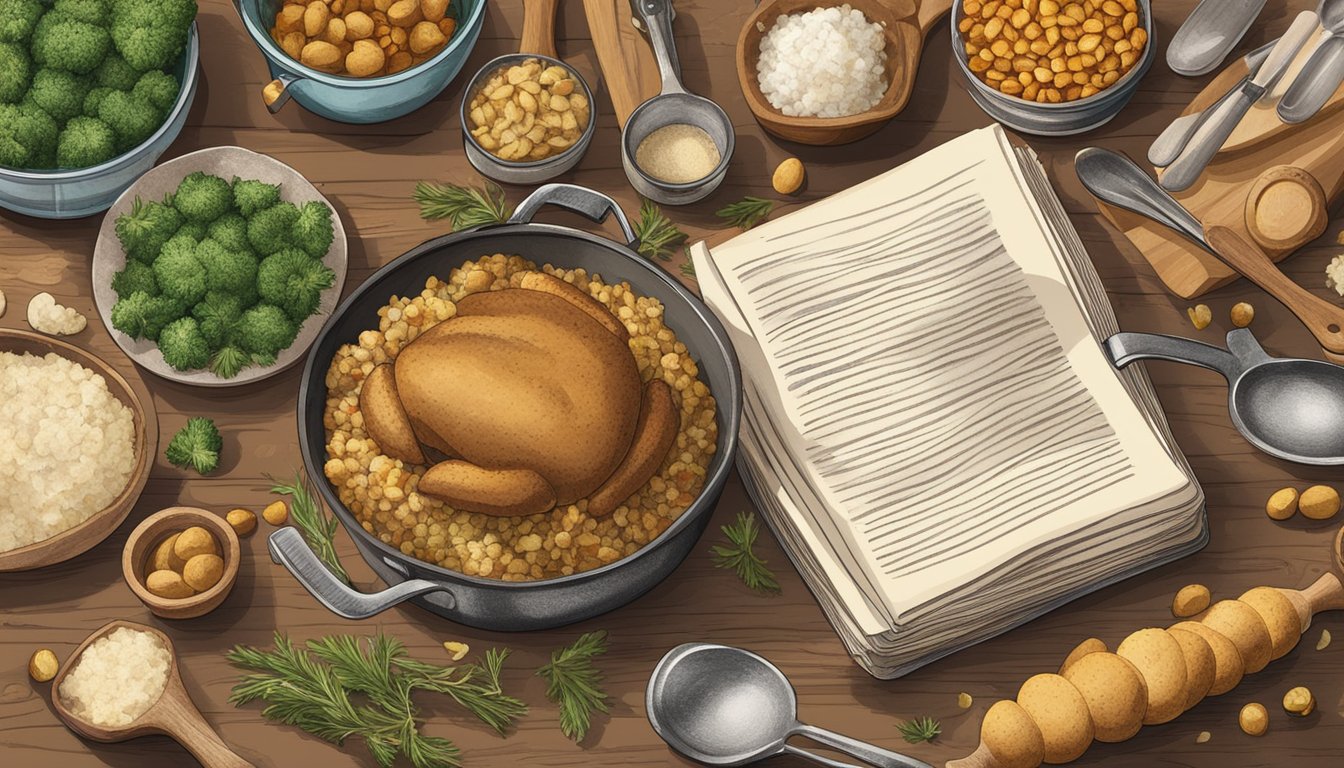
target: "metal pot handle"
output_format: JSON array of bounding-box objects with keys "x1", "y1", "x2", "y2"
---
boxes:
[
  {"x1": 262, "y1": 73, "x2": 301, "y2": 114},
  {"x1": 1104, "y1": 331, "x2": 1241, "y2": 380},
  {"x1": 509, "y1": 183, "x2": 638, "y2": 246},
  {"x1": 267, "y1": 528, "x2": 455, "y2": 620}
]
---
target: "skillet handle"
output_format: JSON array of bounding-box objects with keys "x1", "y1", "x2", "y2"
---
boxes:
[
  {"x1": 509, "y1": 183, "x2": 638, "y2": 246},
  {"x1": 1103, "y1": 331, "x2": 1240, "y2": 380},
  {"x1": 268, "y1": 528, "x2": 454, "y2": 620}
]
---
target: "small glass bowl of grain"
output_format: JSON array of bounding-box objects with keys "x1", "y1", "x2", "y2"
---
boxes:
[{"x1": 951, "y1": 0, "x2": 1156, "y2": 135}]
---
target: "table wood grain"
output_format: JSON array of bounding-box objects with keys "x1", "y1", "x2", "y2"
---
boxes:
[{"x1": 2, "y1": 1, "x2": 1342, "y2": 767}]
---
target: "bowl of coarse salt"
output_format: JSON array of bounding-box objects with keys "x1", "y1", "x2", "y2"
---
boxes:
[{"x1": 737, "y1": 0, "x2": 953, "y2": 146}]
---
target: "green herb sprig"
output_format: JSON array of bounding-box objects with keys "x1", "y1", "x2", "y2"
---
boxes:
[
  {"x1": 165, "y1": 417, "x2": 221, "y2": 475},
  {"x1": 413, "y1": 181, "x2": 513, "y2": 230},
  {"x1": 228, "y1": 633, "x2": 526, "y2": 768},
  {"x1": 269, "y1": 472, "x2": 350, "y2": 586},
  {"x1": 897, "y1": 716, "x2": 941, "y2": 744},
  {"x1": 716, "y1": 197, "x2": 774, "y2": 230},
  {"x1": 537, "y1": 631, "x2": 610, "y2": 742},
  {"x1": 711, "y1": 511, "x2": 780, "y2": 594},
  {"x1": 633, "y1": 198, "x2": 688, "y2": 262}
]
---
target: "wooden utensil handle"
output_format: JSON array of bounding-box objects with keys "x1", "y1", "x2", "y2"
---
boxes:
[
  {"x1": 520, "y1": 0, "x2": 559, "y2": 59},
  {"x1": 916, "y1": 0, "x2": 954, "y2": 33},
  {"x1": 1301, "y1": 572, "x2": 1344, "y2": 616},
  {"x1": 159, "y1": 697, "x2": 254, "y2": 768},
  {"x1": 1205, "y1": 225, "x2": 1344, "y2": 355},
  {"x1": 584, "y1": 0, "x2": 640, "y2": 126}
]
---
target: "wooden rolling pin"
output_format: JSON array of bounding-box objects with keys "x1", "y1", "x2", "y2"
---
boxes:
[{"x1": 948, "y1": 533, "x2": 1344, "y2": 768}]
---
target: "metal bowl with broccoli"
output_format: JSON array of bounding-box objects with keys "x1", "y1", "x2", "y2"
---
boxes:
[{"x1": 92, "y1": 146, "x2": 348, "y2": 387}]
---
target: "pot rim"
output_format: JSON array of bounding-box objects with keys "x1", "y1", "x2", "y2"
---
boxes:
[{"x1": 298, "y1": 218, "x2": 743, "y2": 591}]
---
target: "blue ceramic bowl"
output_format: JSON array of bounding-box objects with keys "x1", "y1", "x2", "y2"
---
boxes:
[
  {"x1": 236, "y1": 0, "x2": 487, "y2": 124},
  {"x1": 0, "y1": 25, "x2": 199, "y2": 220}
]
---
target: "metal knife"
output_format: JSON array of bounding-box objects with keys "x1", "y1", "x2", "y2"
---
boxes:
[
  {"x1": 1162, "y1": 11, "x2": 1319, "y2": 193},
  {"x1": 1148, "y1": 40, "x2": 1278, "y2": 168}
]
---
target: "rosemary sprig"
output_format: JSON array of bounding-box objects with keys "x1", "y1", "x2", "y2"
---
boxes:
[
  {"x1": 413, "y1": 181, "x2": 513, "y2": 230},
  {"x1": 633, "y1": 197, "x2": 688, "y2": 262},
  {"x1": 897, "y1": 716, "x2": 941, "y2": 744},
  {"x1": 269, "y1": 472, "x2": 350, "y2": 586},
  {"x1": 228, "y1": 633, "x2": 525, "y2": 768},
  {"x1": 711, "y1": 511, "x2": 780, "y2": 593},
  {"x1": 679, "y1": 259, "x2": 697, "y2": 279},
  {"x1": 715, "y1": 197, "x2": 774, "y2": 230},
  {"x1": 537, "y1": 631, "x2": 610, "y2": 742}
]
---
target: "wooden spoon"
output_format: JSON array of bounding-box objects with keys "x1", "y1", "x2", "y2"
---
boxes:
[
  {"x1": 50, "y1": 620, "x2": 253, "y2": 768},
  {"x1": 1244, "y1": 166, "x2": 1330, "y2": 251},
  {"x1": 583, "y1": 0, "x2": 662, "y2": 128}
]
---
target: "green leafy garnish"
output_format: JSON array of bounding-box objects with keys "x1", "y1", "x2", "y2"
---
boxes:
[
  {"x1": 711, "y1": 511, "x2": 780, "y2": 593},
  {"x1": 164, "y1": 417, "x2": 221, "y2": 475},
  {"x1": 228, "y1": 632, "x2": 526, "y2": 768},
  {"x1": 269, "y1": 471, "x2": 350, "y2": 586},
  {"x1": 209, "y1": 344, "x2": 250, "y2": 379},
  {"x1": 897, "y1": 716, "x2": 941, "y2": 744},
  {"x1": 715, "y1": 196, "x2": 775, "y2": 230},
  {"x1": 413, "y1": 181, "x2": 513, "y2": 230},
  {"x1": 633, "y1": 197, "x2": 687, "y2": 262},
  {"x1": 679, "y1": 259, "x2": 697, "y2": 279},
  {"x1": 537, "y1": 631, "x2": 610, "y2": 742}
]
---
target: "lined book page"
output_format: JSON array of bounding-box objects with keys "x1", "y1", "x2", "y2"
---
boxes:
[{"x1": 700, "y1": 126, "x2": 1189, "y2": 619}]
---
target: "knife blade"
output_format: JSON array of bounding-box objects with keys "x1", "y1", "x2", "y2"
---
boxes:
[
  {"x1": 1148, "y1": 39, "x2": 1278, "y2": 168},
  {"x1": 1162, "y1": 11, "x2": 1319, "y2": 192}
]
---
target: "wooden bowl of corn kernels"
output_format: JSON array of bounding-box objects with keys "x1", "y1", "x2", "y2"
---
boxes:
[{"x1": 951, "y1": 0, "x2": 1155, "y2": 135}]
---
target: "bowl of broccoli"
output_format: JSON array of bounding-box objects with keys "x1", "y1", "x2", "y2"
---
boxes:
[
  {"x1": 91, "y1": 145, "x2": 349, "y2": 387},
  {"x1": 0, "y1": 0, "x2": 200, "y2": 219}
]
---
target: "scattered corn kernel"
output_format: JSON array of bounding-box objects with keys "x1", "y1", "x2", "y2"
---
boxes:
[
  {"x1": 957, "y1": 692, "x2": 973, "y2": 709},
  {"x1": 1195, "y1": 731, "x2": 1211, "y2": 744},
  {"x1": 1188, "y1": 303, "x2": 1212, "y2": 330},
  {"x1": 1317, "y1": 629, "x2": 1332, "y2": 651},
  {"x1": 1282, "y1": 686, "x2": 1314, "y2": 717},
  {"x1": 1239, "y1": 702, "x2": 1269, "y2": 736},
  {"x1": 1230, "y1": 302, "x2": 1254, "y2": 328},
  {"x1": 226, "y1": 508, "x2": 258, "y2": 537},
  {"x1": 443, "y1": 641, "x2": 470, "y2": 661},
  {"x1": 263, "y1": 500, "x2": 289, "y2": 526},
  {"x1": 28, "y1": 649, "x2": 58, "y2": 682}
]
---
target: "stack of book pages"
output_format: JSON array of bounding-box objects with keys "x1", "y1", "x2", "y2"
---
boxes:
[{"x1": 690, "y1": 125, "x2": 1206, "y2": 679}]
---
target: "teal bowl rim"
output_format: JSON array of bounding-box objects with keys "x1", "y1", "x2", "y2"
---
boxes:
[
  {"x1": 236, "y1": 0, "x2": 488, "y2": 88},
  {"x1": 0, "y1": 23, "x2": 200, "y2": 181}
]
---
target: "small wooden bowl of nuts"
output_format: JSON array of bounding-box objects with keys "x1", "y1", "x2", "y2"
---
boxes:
[
  {"x1": 951, "y1": 0, "x2": 1155, "y2": 135},
  {"x1": 122, "y1": 507, "x2": 241, "y2": 620}
]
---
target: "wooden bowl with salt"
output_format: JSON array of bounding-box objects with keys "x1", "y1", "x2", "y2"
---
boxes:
[
  {"x1": 0, "y1": 329, "x2": 156, "y2": 572},
  {"x1": 736, "y1": 0, "x2": 952, "y2": 146}
]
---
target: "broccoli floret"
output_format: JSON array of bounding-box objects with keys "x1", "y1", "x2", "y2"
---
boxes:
[
  {"x1": 109, "y1": 0, "x2": 195, "y2": 73},
  {"x1": 196, "y1": 237, "x2": 258, "y2": 297},
  {"x1": 29, "y1": 67, "x2": 89, "y2": 121},
  {"x1": 192, "y1": 291, "x2": 243, "y2": 350},
  {"x1": 82, "y1": 85, "x2": 109, "y2": 116},
  {"x1": 57, "y1": 115, "x2": 116, "y2": 168},
  {"x1": 173, "y1": 171, "x2": 232, "y2": 223},
  {"x1": 0, "y1": 0, "x2": 43, "y2": 44},
  {"x1": 153, "y1": 245, "x2": 206, "y2": 305},
  {"x1": 175, "y1": 220, "x2": 208, "y2": 241},
  {"x1": 257, "y1": 248, "x2": 335, "y2": 323},
  {"x1": 0, "y1": 101, "x2": 57, "y2": 168},
  {"x1": 158, "y1": 316, "x2": 209, "y2": 371},
  {"x1": 209, "y1": 344, "x2": 250, "y2": 379},
  {"x1": 52, "y1": 0, "x2": 108, "y2": 26},
  {"x1": 164, "y1": 416, "x2": 221, "y2": 474},
  {"x1": 131, "y1": 69, "x2": 177, "y2": 113},
  {"x1": 0, "y1": 41, "x2": 30, "y2": 103},
  {"x1": 95, "y1": 52, "x2": 138, "y2": 90},
  {"x1": 206, "y1": 211, "x2": 249, "y2": 252},
  {"x1": 156, "y1": 230, "x2": 197, "y2": 263},
  {"x1": 31, "y1": 12, "x2": 110, "y2": 74},
  {"x1": 232, "y1": 176, "x2": 280, "y2": 217},
  {"x1": 109, "y1": 290, "x2": 182, "y2": 340},
  {"x1": 110, "y1": 258, "x2": 158, "y2": 298},
  {"x1": 115, "y1": 196, "x2": 181, "y2": 262},
  {"x1": 97, "y1": 88, "x2": 159, "y2": 151},
  {"x1": 291, "y1": 200, "x2": 334, "y2": 258},
  {"x1": 236, "y1": 303, "x2": 297, "y2": 358},
  {"x1": 246, "y1": 201, "x2": 299, "y2": 256}
]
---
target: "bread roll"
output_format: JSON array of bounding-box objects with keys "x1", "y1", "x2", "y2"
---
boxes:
[
  {"x1": 1116, "y1": 628, "x2": 1188, "y2": 725},
  {"x1": 1058, "y1": 637, "x2": 1106, "y2": 675},
  {"x1": 981, "y1": 700, "x2": 1046, "y2": 768},
  {"x1": 1061, "y1": 652, "x2": 1147, "y2": 742},
  {"x1": 1199, "y1": 600, "x2": 1272, "y2": 673},
  {"x1": 1238, "y1": 587, "x2": 1303, "y2": 661},
  {"x1": 1169, "y1": 621, "x2": 1245, "y2": 695},
  {"x1": 1167, "y1": 627, "x2": 1215, "y2": 711},
  {"x1": 1016, "y1": 674, "x2": 1094, "y2": 764}
]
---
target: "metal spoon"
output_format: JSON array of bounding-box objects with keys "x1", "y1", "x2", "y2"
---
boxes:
[
  {"x1": 1279, "y1": 0, "x2": 1344, "y2": 123},
  {"x1": 1168, "y1": 0, "x2": 1267, "y2": 76},
  {"x1": 1149, "y1": 40, "x2": 1276, "y2": 168},
  {"x1": 646, "y1": 643, "x2": 933, "y2": 768},
  {"x1": 1108, "y1": 329, "x2": 1344, "y2": 465}
]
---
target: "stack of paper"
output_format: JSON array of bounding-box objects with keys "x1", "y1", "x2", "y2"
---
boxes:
[{"x1": 691, "y1": 125, "x2": 1205, "y2": 679}]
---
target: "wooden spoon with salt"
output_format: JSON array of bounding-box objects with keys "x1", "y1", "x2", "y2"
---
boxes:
[{"x1": 49, "y1": 620, "x2": 253, "y2": 768}]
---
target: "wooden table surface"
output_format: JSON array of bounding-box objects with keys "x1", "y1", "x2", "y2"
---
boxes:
[{"x1": 2, "y1": 1, "x2": 1342, "y2": 767}]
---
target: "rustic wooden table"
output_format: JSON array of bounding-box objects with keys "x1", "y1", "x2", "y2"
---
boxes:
[{"x1": 2, "y1": 1, "x2": 1341, "y2": 767}]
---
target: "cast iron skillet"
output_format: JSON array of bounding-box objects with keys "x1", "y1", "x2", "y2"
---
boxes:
[{"x1": 270, "y1": 184, "x2": 742, "y2": 631}]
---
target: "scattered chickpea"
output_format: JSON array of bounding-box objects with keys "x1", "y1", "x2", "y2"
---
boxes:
[
  {"x1": 263, "y1": 500, "x2": 290, "y2": 526},
  {"x1": 1172, "y1": 583, "x2": 1211, "y2": 618},
  {"x1": 1195, "y1": 731, "x2": 1211, "y2": 744},
  {"x1": 957, "y1": 692, "x2": 974, "y2": 709},
  {"x1": 1299, "y1": 485, "x2": 1340, "y2": 520},
  {"x1": 1188, "y1": 303, "x2": 1212, "y2": 330},
  {"x1": 1317, "y1": 629, "x2": 1332, "y2": 651},
  {"x1": 1239, "y1": 702, "x2": 1269, "y2": 736},
  {"x1": 1282, "y1": 686, "x2": 1315, "y2": 717},
  {"x1": 1230, "y1": 302, "x2": 1254, "y2": 328},
  {"x1": 28, "y1": 649, "x2": 59, "y2": 683},
  {"x1": 227, "y1": 508, "x2": 258, "y2": 537},
  {"x1": 1265, "y1": 487, "x2": 1299, "y2": 521},
  {"x1": 772, "y1": 158, "x2": 805, "y2": 195}
]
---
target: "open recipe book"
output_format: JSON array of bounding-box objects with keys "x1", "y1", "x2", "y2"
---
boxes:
[{"x1": 690, "y1": 125, "x2": 1206, "y2": 679}]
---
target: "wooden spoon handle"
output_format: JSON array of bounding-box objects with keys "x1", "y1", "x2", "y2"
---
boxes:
[
  {"x1": 158, "y1": 696, "x2": 253, "y2": 768},
  {"x1": 946, "y1": 741, "x2": 996, "y2": 768},
  {"x1": 1205, "y1": 225, "x2": 1344, "y2": 356},
  {"x1": 583, "y1": 0, "x2": 655, "y2": 127},
  {"x1": 916, "y1": 0, "x2": 954, "y2": 34},
  {"x1": 1300, "y1": 572, "x2": 1344, "y2": 616},
  {"x1": 520, "y1": 0, "x2": 559, "y2": 59}
]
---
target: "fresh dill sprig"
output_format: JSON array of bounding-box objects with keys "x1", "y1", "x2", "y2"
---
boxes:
[
  {"x1": 715, "y1": 196, "x2": 774, "y2": 230},
  {"x1": 413, "y1": 181, "x2": 513, "y2": 230},
  {"x1": 537, "y1": 631, "x2": 610, "y2": 742},
  {"x1": 268, "y1": 472, "x2": 350, "y2": 586},
  {"x1": 897, "y1": 716, "x2": 941, "y2": 744},
  {"x1": 228, "y1": 633, "x2": 525, "y2": 768},
  {"x1": 710, "y1": 511, "x2": 780, "y2": 594},
  {"x1": 633, "y1": 197, "x2": 688, "y2": 261}
]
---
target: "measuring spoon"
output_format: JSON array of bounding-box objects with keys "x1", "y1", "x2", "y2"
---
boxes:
[{"x1": 1279, "y1": 0, "x2": 1344, "y2": 123}]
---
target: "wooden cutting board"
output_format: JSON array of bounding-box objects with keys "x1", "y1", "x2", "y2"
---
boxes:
[
  {"x1": 583, "y1": 0, "x2": 663, "y2": 127},
  {"x1": 1093, "y1": 39, "x2": 1344, "y2": 300}
]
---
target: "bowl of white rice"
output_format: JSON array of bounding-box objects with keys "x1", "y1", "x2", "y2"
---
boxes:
[{"x1": 0, "y1": 330, "x2": 157, "y2": 572}]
